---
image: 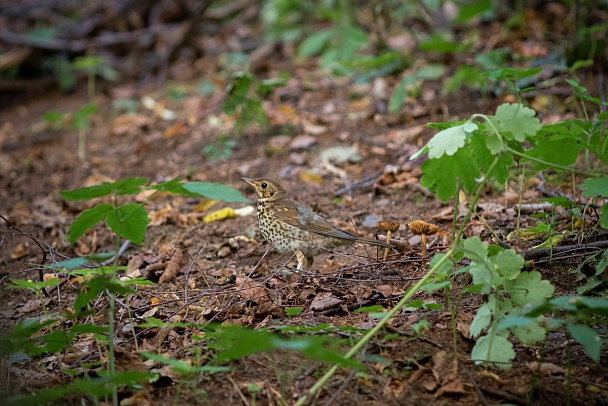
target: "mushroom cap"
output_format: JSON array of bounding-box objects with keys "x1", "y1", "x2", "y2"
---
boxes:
[
  {"x1": 379, "y1": 221, "x2": 400, "y2": 232},
  {"x1": 408, "y1": 220, "x2": 440, "y2": 235}
]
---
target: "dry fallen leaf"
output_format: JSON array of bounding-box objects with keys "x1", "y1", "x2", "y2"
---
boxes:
[
  {"x1": 159, "y1": 250, "x2": 183, "y2": 284},
  {"x1": 10, "y1": 243, "x2": 27, "y2": 259},
  {"x1": 310, "y1": 292, "x2": 341, "y2": 312}
]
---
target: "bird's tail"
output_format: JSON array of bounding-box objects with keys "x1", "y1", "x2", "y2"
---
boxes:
[{"x1": 358, "y1": 237, "x2": 395, "y2": 250}]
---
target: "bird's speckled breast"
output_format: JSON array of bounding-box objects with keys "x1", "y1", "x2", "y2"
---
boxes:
[{"x1": 256, "y1": 200, "x2": 338, "y2": 257}]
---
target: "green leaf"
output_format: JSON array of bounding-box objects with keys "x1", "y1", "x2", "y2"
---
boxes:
[
  {"x1": 417, "y1": 64, "x2": 445, "y2": 80},
  {"x1": 510, "y1": 319, "x2": 547, "y2": 345},
  {"x1": 463, "y1": 236, "x2": 489, "y2": 262},
  {"x1": 525, "y1": 135, "x2": 580, "y2": 171},
  {"x1": 389, "y1": 75, "x2": 416, "y2": 113},
  {"x1": 297, "y1": 29, "x2": 332, "y2": 58},
  {"x1": 50, "y1": 252, "x2": 115, "y2": 270},
  {"x1": 470, "y1": 299, "x2": 493, "y2": 337},
  {"x1": 488, "y1": 67, "x2": 542, "y2": 82},
  {"x1": 426, "y1": 121, "x2": 477, "y2": 159},
  {"x1": 493, "y1": 103, "x2": 541, "y2": 141},
  {"x1": 600, "y1": 206, "x2": 608, "y2": 229},
  {"x1": 420, "y1": 147, "x2": 481, "y2": 202},
  {"x1": 60, "y1": 178, "x2": 147, "y2": 200},
  {"x1": 69, "y1": 203, "x2": 113, "y2": 243},
  {"x1": 183, "y1": 182, "x2": 249, "y2": 203},
  {"x1": 470, "y1": 132, "x2": 513, "y2": 183},
  {"x1": 492, "y1": 250, "x2": 524, "y2": 280},
  {"x1": 507, "y1": 271, "x2": 554, "y2": 306},
  {"x1": 580, "y1": 176, "x2": 608, "y2": 198},
  {"x1": 455, "y1": 0, "x2": 492, "y2": 23},
  {"x1": 567, "y1": 324, "x2": 601, "y2": 362},
  {"x1": 105, "y1": 204, "x2": 148, "y2": 244},
  {"x1": 471, "y1": 333, "x2": 515, "y2": 369},
  {"x1": 285, "y1": 307, "x2": 304, "y2": 316}
]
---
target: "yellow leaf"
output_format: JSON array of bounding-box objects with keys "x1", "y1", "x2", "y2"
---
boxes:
[{"x1": 204, "y1": 207, "x2": 237, "y2": 223}]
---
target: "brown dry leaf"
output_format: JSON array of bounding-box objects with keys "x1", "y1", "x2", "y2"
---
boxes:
[
  {"x1": 111, "y1": 113, "x2": 151, "y2": 137},
  {"x1": 267, "y1": 103, "x2": 299, "y2": 125},
  {"x1": 310, "y1": 292, "x2": 341, "y2": 312},
  {"x1": 317, "y1": 259, "x2": 343, "y2": 274},
  {"x1": 10, "y1": 243, "x2": 27, "y2": 259},
  {"x1": 235, "y1": 274, "x2": 269, "y2": 304},
  {"x1": 164, "y1": 121, "x2": 188, "y2": 138},
  {"x1": 431, "y1": 351, "x2": 458, "y2": 385},
  {"x1": 302, "y1": 121, "x2": 327, "y2": 135},
  {"x1": 84, "y1": 170, "x2": 115, "y2": 187},
  {"x1": 374, "y1": 284, "x2": 401, "y2": 298},
  {"x1": 348, "y1": 98, "x2": 371, "y2": 112},
  {"x1": 159, "y1": 250, "x2": 183, "y2": 284},
  {"x1": 289, "y1": 134, "x2": 317, "y2": 150},
  {"x1": 435, "y1": 378, "x2": 466, "y2": 397},
  {"x1": 456, "y1": 312, "x2": 474, "y2": 339},
  {"x1": 349, "y1": 285, "x2": 373, "y2": 299},
  {"x1": 526, "y1": 362, "x2": 567, "y2": 375},
  {"x1": 148, "y1": 203, "x2": 174, "y2": 226}
]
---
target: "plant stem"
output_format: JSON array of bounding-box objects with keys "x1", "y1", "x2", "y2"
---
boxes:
[
  {"x1": 294, "y1": 247, "x2": 455, "y2": 406},
  {"x1": 108, "y1": 234, "x2": 120, "y2": 406}
]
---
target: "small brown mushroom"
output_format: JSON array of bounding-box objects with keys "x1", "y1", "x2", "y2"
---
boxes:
[
  {"x1": 408, "y1": 220, "x2": 440, "y2": 257},
  {"x1": 379, "y1": 221, "x2": 400, "y2": 261}
]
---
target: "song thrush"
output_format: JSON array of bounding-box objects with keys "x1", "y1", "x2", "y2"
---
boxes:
[{"x1": 242, "y1": 178, "x2": 394, "y2": 269}]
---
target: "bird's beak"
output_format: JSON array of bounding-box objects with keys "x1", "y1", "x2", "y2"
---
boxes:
[{"x1": 241, "y1": 177, "x2": 254, "y2": 187}]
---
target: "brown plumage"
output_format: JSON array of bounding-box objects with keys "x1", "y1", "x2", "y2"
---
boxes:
[{"x1": 242, "y1": 178, "x2": 394, "y2": 268}]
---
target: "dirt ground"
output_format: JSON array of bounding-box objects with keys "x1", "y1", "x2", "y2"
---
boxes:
[{"x1": 1, "y1": 37, "x2": 607, "y2": 406}]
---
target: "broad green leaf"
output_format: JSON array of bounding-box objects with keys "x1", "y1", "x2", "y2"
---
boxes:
[
  {"x1": 508, "y1": 271, "x2": 554, "y2": 306},
  {"x1": 510, "y1": 319, "x2": 547, "y2": 345},
  {"x1": 426, "y1": 122, "x2": 476, "y2": 159},
  {"x1": 297, "y1": 29, "x2": 332, "y2": 58},
  {"x1": 488, "y1": 67, "x2": 542, "y2": 82},
  {"x1": 104, "y1": 204, "x2": 148, "y2": 244},
  {"x1": 525, "y1": 135, "x2": 580, "y2": 171},
  {"x1": 49, "y1": 253, "x2": 115, "y2": 271},
  {"x1": 471, "y1": 333, "x2": 515, "y2": 369},
  {"x1": 455, "y1": 0, "x2": 492, "y2": 23},
  {"x1": 493, "y1": 103, "x2": 541, "y2": 141},
  {"x1": 183, "y1": 182, "x2": 249, "y2": 203},
  {"x1": 492, "y1": 250, "x2": 524, "y2": 280},
  {"x1": 567, "y1": 324, "x2": 601, "y2": 362},
  {"x1": 600, "y1": 206, "x2": 608, "y2": 229},
  {"x1": 389, "y1": 75, "x2": 416, "y2": 113},
  {"x1": 417, "y1": 64, "x2": 445, "y2": 80},
  {"x1": 69, "y1": 203, "x2": 113, "y2": 243},
  {"x1": 470, "y1": 299, "x2": 493, "y2": 337},
  {"x1": 580, "y1": 176, "x2": 608, "y2": 198},
  {"x1": 420, "y1": 147, "x2": 481, "y2": 202},
  {"x1": 60, "y1": 178, "x2": 147, "y2": 200},
  {"x1": 463, "y1": 237, "x2": 489, "y2": 262},
  {"x1": 470, "y1": 132, "x2": 513, "y2": 183},
  {"x1": 468, "y1": 263, "x2": 493, "y2": 295}
]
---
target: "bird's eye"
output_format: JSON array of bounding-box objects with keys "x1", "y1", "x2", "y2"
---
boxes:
[{"x1": 261, "y1": 182, "x2": 267, "y2": 189}]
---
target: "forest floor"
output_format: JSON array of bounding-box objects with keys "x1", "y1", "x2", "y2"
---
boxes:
[{"x1": 1, "y1": 8, "x2": 607, "y2": 406}]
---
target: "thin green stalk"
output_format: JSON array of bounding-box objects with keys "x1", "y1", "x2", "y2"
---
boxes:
[
  {"x1": 107, "y1": 232, "x2": 120, "y2": 406},
  {"x1": 293, "y1": 247, "x2": 455, "y2": 406},
  {"x1": 78, "y1": 129, "x2": 86, "y2": 161}
]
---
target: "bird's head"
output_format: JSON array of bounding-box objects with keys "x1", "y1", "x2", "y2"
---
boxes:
[{"x1": 242, "y1": 178, "x2": 286, "y2": 201}]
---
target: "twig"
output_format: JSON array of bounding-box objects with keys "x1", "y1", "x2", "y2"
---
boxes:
[
  {"x1": 519, "y1": 240, "x2": 608, "y2": 260},
  {"x1": 462, "y1": 366, "x2": 489, "y2": 406}
]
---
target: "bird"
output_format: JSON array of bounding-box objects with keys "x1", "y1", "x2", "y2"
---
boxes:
[{"x1": 242, "y1": 178, "x2": 394, "y2": 269}]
